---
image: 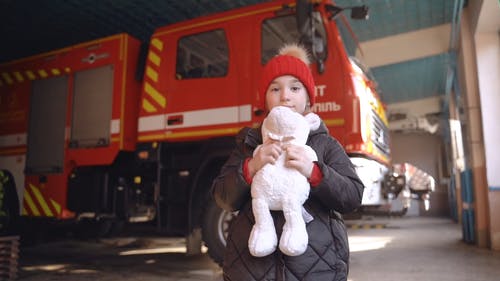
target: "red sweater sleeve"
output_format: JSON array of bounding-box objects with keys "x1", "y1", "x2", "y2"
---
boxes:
[
  {"x1": 308, "y1": 162, "x2": 323, "y2": 187},
  {"x1": 242, "y1": 157, "x2": 253, "y2": 184}
]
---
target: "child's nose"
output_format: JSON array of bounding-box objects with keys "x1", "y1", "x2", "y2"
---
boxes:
[{"x1": 280, "y1": 89, "x2": 291, "y2": 100}]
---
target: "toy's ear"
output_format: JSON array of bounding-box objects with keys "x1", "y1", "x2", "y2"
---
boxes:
[
  {"x1": 261, "y1": 116, "x2": 271, "y2": 142},
  {"x1": 304, "y1": 112, "x2": 321, "y2": 131}
]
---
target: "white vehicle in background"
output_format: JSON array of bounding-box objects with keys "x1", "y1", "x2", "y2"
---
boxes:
[{"x1": 354, "y1": 160, "x2": 435, "y2": 216}]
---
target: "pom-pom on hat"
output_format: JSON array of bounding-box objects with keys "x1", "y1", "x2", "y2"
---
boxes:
[{"x1": 259, "y1": 44, "x2": 316, "y2": 107}]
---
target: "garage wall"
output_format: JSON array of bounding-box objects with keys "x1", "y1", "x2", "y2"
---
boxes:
[{"x1": 390, "y1": 132, "x2": 450, "y2": 217}]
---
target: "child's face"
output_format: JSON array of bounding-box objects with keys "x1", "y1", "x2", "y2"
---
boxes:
[{"x1": 265, "y1": 75, "x2": 309, "y2": 115}]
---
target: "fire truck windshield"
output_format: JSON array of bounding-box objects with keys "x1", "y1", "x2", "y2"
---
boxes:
[{"x1": 261, "y1": 13, "x2": 327, "y2": 67}]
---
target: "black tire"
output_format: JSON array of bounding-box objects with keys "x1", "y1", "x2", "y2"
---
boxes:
[
  {"x1": 201, "y1": 198, "x2": 237, "y2": 266},
  {"x1": 0, "y1": 170, "x2": 19, "y2": 235}
]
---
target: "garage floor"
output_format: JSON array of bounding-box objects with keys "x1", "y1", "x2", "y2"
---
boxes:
[
  {"x1": 347, "y1": 216, "x2": 499, "y2": 281},
  {"x1": 15, "y1": 216, "x2": 500, "y2": 281}
]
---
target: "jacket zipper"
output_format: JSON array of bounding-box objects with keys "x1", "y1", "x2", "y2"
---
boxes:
[{"x1": 276, "y1": 251, "x2": 284, "y2": 281}]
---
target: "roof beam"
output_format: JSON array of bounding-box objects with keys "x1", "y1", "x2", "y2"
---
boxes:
[{"x1": 357, "y1": 24, "x2": 451, "y2": 68}]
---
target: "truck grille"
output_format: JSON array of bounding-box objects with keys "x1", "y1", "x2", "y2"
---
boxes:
[{"x1": 371, "y1": 110, "x2": 390, "y2": 156}]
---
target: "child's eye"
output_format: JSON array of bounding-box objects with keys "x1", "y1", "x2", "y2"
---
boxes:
[
  {"x1": 270, "y1": 87, "x2": 280, "y2": 92},
  {"x1": 291, "y1": 86, "x2": 301, "y2": 92}
]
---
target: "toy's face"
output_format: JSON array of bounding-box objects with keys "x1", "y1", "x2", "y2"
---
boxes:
[{"x1": 263, "y1": 106, "x2": 309, "y2": 144}]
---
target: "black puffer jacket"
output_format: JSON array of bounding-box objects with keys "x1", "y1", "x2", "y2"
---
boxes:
[{"x1": 212, "y1": 122, "x2": 364, "y2": 281}]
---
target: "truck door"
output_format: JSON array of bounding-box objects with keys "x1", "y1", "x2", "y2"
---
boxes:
[
  {"x1": 26, "y1": 76, "x2": 68, "y2": 174},
  {"x1": 148, "y1": 25, "x2": 248, "y2": 139},
  {"x1": 70, "y1": 65, "x2": 114, "y2": 148}
]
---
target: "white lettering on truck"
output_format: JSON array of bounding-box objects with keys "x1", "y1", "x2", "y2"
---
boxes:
[
  {"x1": 312, "y1": 84, "x2": 342, "y2": 113},
  {"x1": 315, "y1": 84, "x2": 326, "y2": 97}
]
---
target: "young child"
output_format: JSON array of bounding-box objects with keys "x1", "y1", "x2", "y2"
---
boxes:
[{"x1": 211, "y1": 44, "x2": 364, "y2": 281}]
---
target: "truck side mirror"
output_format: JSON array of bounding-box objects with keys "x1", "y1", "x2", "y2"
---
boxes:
[
  {"x1": 350, "y1": 6, "x2": 369, "y2": 20},
  {"x1": 325, "y1": 4, "x2": 369, "y2": 21},
  {"x1": 295, "y1": 0, "x2": 310, "y2": 33},
  {"x1": 296, "y1": 0, "x2": 326, "y2": 73}
]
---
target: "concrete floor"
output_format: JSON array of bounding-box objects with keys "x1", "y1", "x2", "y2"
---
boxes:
[
  {"x1": 347, "y1": 216, "x2": 500, "y2": 281},
  {"x1": 14, "y1": 216, "x2": 500, "y2": 281}
]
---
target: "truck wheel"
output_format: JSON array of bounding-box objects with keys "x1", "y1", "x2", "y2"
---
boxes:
[
  {"x1": 0, "y1": 170, "x2": 19, "y2": 235},
  {"x1": 201, "y1": 198, "x2": 237, "y2": 266}
]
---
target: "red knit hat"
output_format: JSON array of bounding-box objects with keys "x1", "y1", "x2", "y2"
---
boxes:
[{"x1": 259, "y1": 44, "x2": 316, "y2": 108}]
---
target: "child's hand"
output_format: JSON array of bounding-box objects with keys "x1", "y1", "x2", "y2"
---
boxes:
[
  {"x1": 248, "y1": 139, "x2": 282, "y2": 177},
  {"x1": 283, "y1": 144, "x2": 314, "y2": 178}
]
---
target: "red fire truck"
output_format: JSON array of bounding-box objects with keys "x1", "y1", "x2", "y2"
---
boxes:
[{"x1": 0, "y1": 0, "x2": 393, "y2": 264}]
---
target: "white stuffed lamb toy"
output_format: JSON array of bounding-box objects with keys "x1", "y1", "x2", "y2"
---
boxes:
[{"x1": 249, "y1": 106, "x2": 321, "y2": 257}]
